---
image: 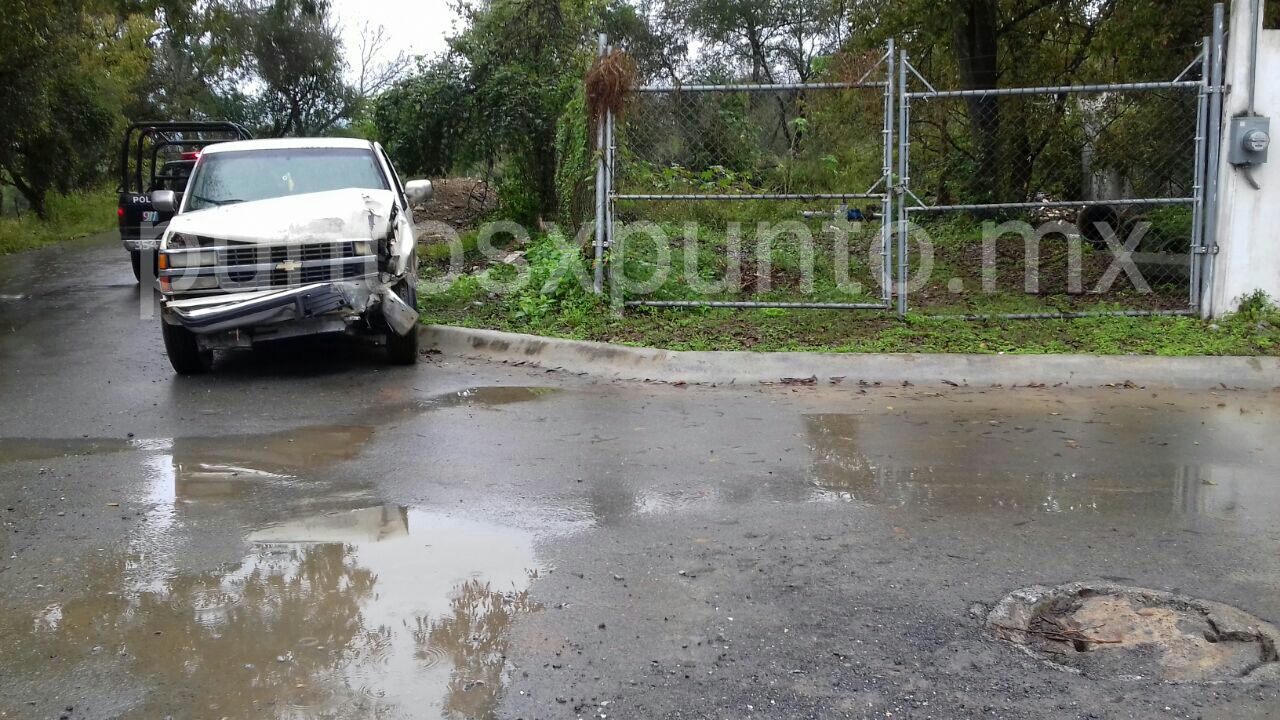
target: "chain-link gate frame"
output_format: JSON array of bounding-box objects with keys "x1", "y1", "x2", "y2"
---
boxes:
[
  {"x1": 597, "y1": 40, "x2": 899, "y2": 311},
  {"x1": 895, "y1": 28, "x2": 1223, "y2": 320},
  {"x1": 596, "y1": 18, "x2": 1224, "y2": 320}
]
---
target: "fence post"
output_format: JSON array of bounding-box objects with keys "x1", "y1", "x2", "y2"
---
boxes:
[
  {"x1": 593, "y1": 33, "x2": 607, "y2": 295},
  {"x1": 884, "y1": 38, "x2": 895, "y2": 308},
  {"x1": 1201, "y1": 4, "x2": 1225, "y2": 317},
  {"x1": 1190, "y1": 39, "x2": 1210, "y2": 309},
  {"x1": 897, "y1": 48, "x2": 909, "y2": 317},
  {"x1": 606, "y1": 89, "x2": 616, "y2": 302}
]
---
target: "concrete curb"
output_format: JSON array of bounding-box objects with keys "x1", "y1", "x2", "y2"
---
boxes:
[{"x1": 421, "y1": 325, "x2": 1280, "y2": 389}]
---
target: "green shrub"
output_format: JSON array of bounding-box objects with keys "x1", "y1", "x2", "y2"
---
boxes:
[{"x1": 0, "y1": 188, "x2": 117, "y2": 254}]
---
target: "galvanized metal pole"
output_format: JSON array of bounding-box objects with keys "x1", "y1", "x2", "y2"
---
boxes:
[
  {"x1": 883, "y1": 39, "x2": 895, "y2": 307},
  {"x1": 593, "y1": 34, "x2": 607, "y2": 295},
  {"x1": 1201, "y1": 4, "x2": 1226, "y2": 318},
  {"x1": 605, "y1": 73, "x2": 617, "y2": 306},
  {"x1": 1189, "y1": 41, "x2": 1210, "y2": 309},
  {"x1": 897, "y1": 49, "x2": 909, "y2": 317}
]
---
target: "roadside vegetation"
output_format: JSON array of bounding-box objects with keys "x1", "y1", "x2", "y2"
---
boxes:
[
  {"x1": 418, "y1": 231, "x2": 1280, "y2": 356},
  {"x1": 0, "y1": 189, "x2": 117, "y2": 255},
  {"x1": 1, "y1": 0, "x2": 407, "y2": 249},
  {"x1": 10, "y1": 0, "x2": 1275, "y2": 357}
]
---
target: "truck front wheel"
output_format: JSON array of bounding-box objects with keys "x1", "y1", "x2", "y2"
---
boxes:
[
  {"x1": 385, "y1": 281, "x2": 419, "y2": 366},
  {"x1": 162, "y1": 322, "x2": 213, "y2": 375}
]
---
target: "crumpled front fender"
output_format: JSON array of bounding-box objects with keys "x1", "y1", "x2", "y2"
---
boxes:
[
  {"x1": 167, "y1": 283, "x2": 363, "y2": 334},
  {"x1": 164, "y1": 280, "x2": 419, "y2": 337}
]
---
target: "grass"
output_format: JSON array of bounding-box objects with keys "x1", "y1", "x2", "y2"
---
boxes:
[
  {"x1": 423, "y1": 299, "x2": 1280, "y2": 356},
  {"x1": 417, "y1": 227, "x2": 1280, "y2": 356},
  {"x1": 0, "y1": 188, "x2": 118, "y2": 255}
]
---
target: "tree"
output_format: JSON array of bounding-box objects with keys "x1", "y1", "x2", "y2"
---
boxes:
[
  {"x1": 850, "y1": 0, "x2": 1213, "y2": 205},
  {"x1": 375, "y1": 0, "x2": 599, "y2": 223},
  {"x1": 235, "y1": 0, "x2": 352, "y2": 136},
  {"x1": 0, "y1": 1, "x2": 153, "y2": 217},
  {"x1": 677, "y1": 0, "x2": 850, "y2": 84},
  {"x1": 374, "y1": 54, "x2": 471, "y2": 176}
]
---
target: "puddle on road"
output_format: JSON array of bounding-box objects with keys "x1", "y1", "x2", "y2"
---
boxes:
[
  {"x1": 154, "y1": 426, "x2": 375, "y2": 499},
  {"x1": 10, "y1": 506, "x2": 544, "y2": 719},
  {"x1": 0, "y1": 437, "x2": 135, "y2": 463},
  {"x1": 803, "y1": 413, "x2": 1280, "y2": 525},
  {"x1": 431, "y1": 386, "x2": 560, "y2": 408},
  {"x1": 0, "y1": 386, "x2": 560, "y2": 495}
]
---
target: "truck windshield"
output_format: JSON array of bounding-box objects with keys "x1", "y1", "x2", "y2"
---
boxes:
[{"x1": 185, "y1": 148, "x2": 389, "y2": 211}]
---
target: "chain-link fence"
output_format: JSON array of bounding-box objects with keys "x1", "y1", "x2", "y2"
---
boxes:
[
  {"x1": 898, "y1": 52, "x2": 1212, "y2": 317},
  {"x1": 605, "y1": 43, "x2": 897, "y2": 310},
  {"x1": 598, "y1": 30, "x2": 1223, "y2": 320}
]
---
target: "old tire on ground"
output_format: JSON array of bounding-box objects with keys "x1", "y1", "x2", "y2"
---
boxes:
[
  {"x1": 386, "y1": 281, "x2": 419, "y2": 366},
  {"x1": 162, "y1": 321, "x2": 213, "y2": 375}
]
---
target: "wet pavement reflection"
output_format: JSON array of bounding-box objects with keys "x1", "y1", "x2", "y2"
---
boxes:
[
  {"x1": 6, "y1": 384, "x2": 1280, "y2": 718},
  {"x1": 803, "y1": 411, "x2": 1280, "y2": 529},
  {"x1": 9, "y1": 506, "x2": 542, "y2": 719}
]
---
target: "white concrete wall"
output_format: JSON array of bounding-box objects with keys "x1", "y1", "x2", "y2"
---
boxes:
[{"x1": 1210, "y1": 1, "x2": 1280, "y2": 316}]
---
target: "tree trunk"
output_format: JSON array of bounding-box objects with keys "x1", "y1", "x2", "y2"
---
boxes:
[
  {"x1": 5, "y1": 171, "x2": 47, "y2": 220},
  {"x1": 952, "y1": 0, "x2": 1002, "y2": 205}
]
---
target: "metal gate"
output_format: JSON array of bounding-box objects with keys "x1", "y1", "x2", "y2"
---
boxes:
[
  {"x1": 599, "y1": 41, "x2": 898, "y2": 311},
  {"x1": 597, "y1": 21, "x2": 1223, "y2": 319},
  {"x1": 895, "y1": 21, "x2": 1224, "y2": 319}
]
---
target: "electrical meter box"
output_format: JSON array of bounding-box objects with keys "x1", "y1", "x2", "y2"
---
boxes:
[{"x1": 1229, "y1": 116, "x2": 1271, "y2": 166}]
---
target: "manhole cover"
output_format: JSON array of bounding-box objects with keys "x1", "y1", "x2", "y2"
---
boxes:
[{"x1": 987, "y1": 582, "x2": 1280, "y2": 683}]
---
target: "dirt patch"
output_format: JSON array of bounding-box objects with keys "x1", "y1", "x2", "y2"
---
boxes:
[
  {"x1": 412, "y1": 177, "x2": 497, "y2": 233},
  {"x1": 988, "y1": 582, "x2": 1280, "y2": 683}
]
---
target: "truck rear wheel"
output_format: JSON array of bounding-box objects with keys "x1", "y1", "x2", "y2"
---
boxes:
[
  {"x1": 162, "y1": 321, "x2": 213, "y2": 375},
  {"x1": 386, "y1": 281, "x2": 419, "y2": 366}
]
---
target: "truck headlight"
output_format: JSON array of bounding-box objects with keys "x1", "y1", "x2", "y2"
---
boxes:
[
  {"x1": 354, "y1": 240, "x2": 372, "y2": 255},
  {"x1": 167, "y1": 250, "x2": 216, "y2": 268}
]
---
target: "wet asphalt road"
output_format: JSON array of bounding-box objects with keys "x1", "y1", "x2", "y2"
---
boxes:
[{"x1": 2, "y1": 233, "x2": 1280, "y2": 719}]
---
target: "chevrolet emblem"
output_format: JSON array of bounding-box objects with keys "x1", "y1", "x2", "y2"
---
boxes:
[{"x1": 276, "y1": 260, "x2": 302, "y2": 272}]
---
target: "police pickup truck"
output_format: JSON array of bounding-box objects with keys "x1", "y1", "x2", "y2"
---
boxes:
[{"x1": 118, "y1": 122, "x2": 252, "y2": 281}]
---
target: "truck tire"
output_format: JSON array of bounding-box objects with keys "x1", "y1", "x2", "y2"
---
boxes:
[
  {"x1": 386, "y1": 281, "x2": 419, "y2": 366},
  {"x1": 162, "y1": 321, "x2": 213, "y2": 375},
  {"x1": 130, "y1": 250, "x2": 158, "y2": 284}
]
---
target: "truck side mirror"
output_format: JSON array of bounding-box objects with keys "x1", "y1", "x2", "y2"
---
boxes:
[
  {"x1": 405, "y1": 180, "x2": 433, "y2": 206},
  {"x1": 151, "y1": 190, "x2": 177, "y2": 213}
]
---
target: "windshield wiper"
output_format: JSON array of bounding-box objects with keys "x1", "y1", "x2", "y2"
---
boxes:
[{"x1": 192, "y1": 194, "x2": 246, "y2": 207}]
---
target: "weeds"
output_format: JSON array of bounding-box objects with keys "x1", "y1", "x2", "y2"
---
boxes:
[
  {"x1": 0, "y1": 188, "x2": 117, "y2": 254},
  {"x1": 420, "y1": 236, "x2": 1280, "y2": 356}
]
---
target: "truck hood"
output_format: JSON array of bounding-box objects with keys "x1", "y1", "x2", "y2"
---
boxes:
[{"x1": 168, "y1": 188, "x2": 396, "y2": 245}]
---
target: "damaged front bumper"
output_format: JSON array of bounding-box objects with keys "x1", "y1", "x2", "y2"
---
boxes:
[{"x1": 163, "y1": 281, "x2": 418, "y2": 341}]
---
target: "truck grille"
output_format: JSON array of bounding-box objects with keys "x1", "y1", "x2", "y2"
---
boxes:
[
  {"x1": 224, "y1": 262, "x2": 370, "y2": 287},
  {"x1": 221, "y1": 242, "x2": 360, "y2": 266},
  {"x1": 161, "y1": 240, "x2": 376, "y2": 292}
]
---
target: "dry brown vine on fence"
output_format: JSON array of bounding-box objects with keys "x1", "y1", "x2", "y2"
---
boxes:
[{"x1": 586, "y1": 49, "x2": 637, "y2": 125}]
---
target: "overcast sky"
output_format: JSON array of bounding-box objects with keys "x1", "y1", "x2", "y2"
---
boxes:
[{"x1": 331, "y1": 0, "x2": 455, "y2": 77}]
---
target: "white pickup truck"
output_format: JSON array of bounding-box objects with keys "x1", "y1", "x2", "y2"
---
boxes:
[{"x1": 150, "y1": 138, "x2": 431, "y2": 374}]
